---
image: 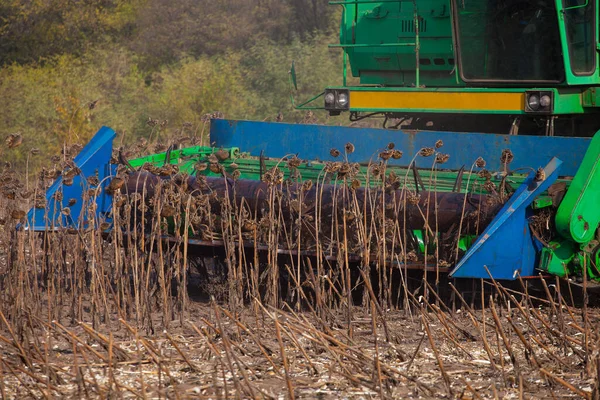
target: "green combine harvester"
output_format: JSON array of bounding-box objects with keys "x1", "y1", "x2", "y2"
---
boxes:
[
  {"x1": 314, "y1": 0, "x2": 599, "y2": 136},
  {"x1": 24, "y1": 0, "x2": 600, "y2": 296}
]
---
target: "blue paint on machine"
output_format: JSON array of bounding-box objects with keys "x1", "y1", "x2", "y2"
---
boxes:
[
  {"x1": 210, "y1": 119, "x2": 589, "y2": 177},
  {"x1": 21, "y1": 119, "x2": 595, "y2": 282},
  {"x1": 24, "y1": 126, "x2": 117, "y2": 231},
  {"x1": 450, "y1": 157, "x2": 563, "y2": 280}
]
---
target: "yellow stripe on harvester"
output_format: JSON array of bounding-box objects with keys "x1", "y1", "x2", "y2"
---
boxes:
[{"x1": 351, "y1": 91, "x2": 525, "y2": 112}]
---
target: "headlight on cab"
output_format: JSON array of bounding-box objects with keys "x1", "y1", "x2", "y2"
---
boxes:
[
  {"x1": 325, "y1": 92, "x2": 335, "y2": 105},
  {"x1": 324, "y1": 89, "x2": 350, "y2": 115},
  {"x1": 525, "y1": 91, "x2": 553, "y2": 114}
]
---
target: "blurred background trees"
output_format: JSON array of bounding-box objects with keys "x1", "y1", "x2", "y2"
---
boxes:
[{"x1": 0, "y1": 0, "x2": 345, "y2": 172}]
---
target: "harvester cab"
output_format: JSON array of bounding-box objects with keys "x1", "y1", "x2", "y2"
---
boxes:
[
  {"x1": 22, "y1": 0, "x2": 600, "y2": 297},
  {"x1": 304, "y1": 0, "x2": 600, "y2": 137}
]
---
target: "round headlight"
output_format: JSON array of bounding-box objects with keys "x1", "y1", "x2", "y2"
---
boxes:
[
  {"x1": 540, "y1": 95, "x2": 551, "y2": 108},
  {"x1": 325, "y1": 93, "x2": 335, "y2": 105},
  {"x1": 338, "y1": 92, "x2": 349, "y2": 106},
  {"x1": 528, "y1": 95, "x2": 540, "y2": 111}
]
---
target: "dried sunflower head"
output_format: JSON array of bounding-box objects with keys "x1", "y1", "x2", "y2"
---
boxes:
[
  {"x1": 475, "y1": 157, "x2": 486, "y2": 168},
  {"x1": 345, "y1": 142, "x2": 355, "y2": 154},
  {"x1": 87, "y1": 175, "x2": 100, "y2": 186},
  {"x1": 287, "y1": 156, "x2": 302, "y2": 169},
  {"x1": 330, "y1": 148, "x2": 341, "y2": 158},
  {"x1": 215, "y1": 149, "x2": 230, "y2": 161},
  {"x1": 406, "y1": 191, "x2": 420, "y2": 205},
  {"x1": 209, "y1": 163, "x2": 223, "y2": 174},
  {"x1": 195, "y1": 162, "x2": 208, "y2": 172},
  {"x1": 435, "y1": 140, "x2": 444, "y2": 149},
  {"x1": 379, "y1": 150, "x2": 393, "y2": 160},
  {"x1": 324, "y1": 162, "x2": 341, "y2": 174},
  {"x1": 302, "y1": 180, "x2": 313, "y2": 192},
  {"x1": 160, "y1": 205, "x2": 177, "y2": 218},
  {"x1": 106, "y1": 177, "x2": 125, "y2": 194},
  {"x1": 478, "y1": 169, "x2": 492, "y2": 180},
  {"x1": 483, "y1": 180, "x2": 497, "y2": 193},
  {"x1": 500, "y1": 149, "x2": 514, "y2": 164},
  {"x1": 370, "y1": 163, "x2": 382, "y2": 178},
  {"x1": 5, "y1": 133, "x2": 23, "y2": 149},
  {"x1": 435, "y1": 153, "x2": 450, "y2": 164},
  {"x1": 419, "y1": 147, "x2": 435, "y2": 157},
  {"x1": 392, "y1": 150, "x2": 403, "y2": 159},
  {"x1": 535, "y1": 167, "x2": 546, "y2": 182},
  {"x1": 11, "y1": 209, "x2": 26, "y2": 220}
]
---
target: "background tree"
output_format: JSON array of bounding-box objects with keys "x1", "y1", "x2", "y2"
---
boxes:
[{"x1": 0, "y1": 0, "x2": 344, "y2": 173}]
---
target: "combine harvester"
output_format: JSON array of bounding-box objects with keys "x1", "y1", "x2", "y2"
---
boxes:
[{"x1": 24, "y1": 0, "x2": 600, "y2": 301}]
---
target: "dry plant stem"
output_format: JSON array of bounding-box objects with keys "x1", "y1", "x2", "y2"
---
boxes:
[
  {"x1": 0, "y1": 356, "x2": 5, "y2": 400},
  {"x1": 490, "y1": 297, "x2": 519, "y2": 371},
  {"x1": 77, "y1": 341, "x2": 104, "y2": 397},
  {"x1": 448, "y1": 283, "x2": 498, "y2": 369},
  {"x1": 80, "y1": 322, "x2": 130, "y2": 361},
  {"x1": 192, "y1": 324, "x2": 230, "y2": 398},
  {"x1": 215, "y1": 308, "x2": 282, "y2": 375},
  {"x1": 282, "y1": 314, "x2": 433, "y2": 395},
  {"x1": 274, "y1": 311, "x2": 295, "y2": 400},
  {"x1": 1, "y1": 357, "x2": 46, "y2": 399},
  {"x1": 257, "y1": 302, "x2": 356, "y2": 379},
  {"x1": 460, "y1": 377, "x2": 483, "y2": 400},
  {"x1": 506, "y1": 315, "x2": 540, "y2": 368},
  {"x1": 540, "y1": 368, "x2": 592, "y2": 399},
  {"x1": 51, "y1": 321, "x2": 109, "y2": 363},
  {"x1": 165, "y1": 331, "x2": 199, "y2": 372},
  {"x1": 0, "y1": 309, "x2": 33, "y2": 369},
  {"x1": 211, "y1": 300, "x2": 248, "y2": 399},
  {"x1": 369, "y1": 300, "x2": 386, "y2": 399},
  {"x1": 277, "y1": 313, "x2": 320, "y2": 375},
  {"x1": 421, "y1": 314, "x2": 452, "y2": 396}
]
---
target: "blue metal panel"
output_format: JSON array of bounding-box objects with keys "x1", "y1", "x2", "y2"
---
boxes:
[
  {"x1": 449, "y1": 158, "x2": 563, "y2": 280},
  {"x1": 25, "y1": 126, "x2": 117, "y2": 231},
  {"x1": 210, "y1": 119, "x2": 590, "y2": 177}
]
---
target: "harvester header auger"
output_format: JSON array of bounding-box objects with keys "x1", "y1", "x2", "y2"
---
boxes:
[{"x1": 22, "y1": 119, "x2": 600, "y2": 294}]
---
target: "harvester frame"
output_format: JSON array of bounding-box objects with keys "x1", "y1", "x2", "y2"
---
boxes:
[{"x1": 21, "y1": 0, "x2": 600, "y2": 300}]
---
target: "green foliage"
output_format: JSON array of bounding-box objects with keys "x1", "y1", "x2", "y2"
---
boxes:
[
  {"x1": 242, "y1": 34, "x2": 343, "y2": 123},
  {"x1": 0, "y1": 0, "x2": 142, "y2": 65},
  {"x1": 146, "y1": 54, "x2": 253, "y2": 128},
  {"x1": 0, "y1": 0, "x2": 346, "y2": 173}
]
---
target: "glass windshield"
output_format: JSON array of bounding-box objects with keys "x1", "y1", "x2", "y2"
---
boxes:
[
  {"x1": 563, "y1": 0, "x2": 595, "y2": 75},
  {"x1": 454, "y1": 0, "x2": 564, "y2": 82}
]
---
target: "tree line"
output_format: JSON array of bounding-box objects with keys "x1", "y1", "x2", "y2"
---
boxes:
[{"x1": 0, "y1": 0, "x2": 344, "y2": 172}]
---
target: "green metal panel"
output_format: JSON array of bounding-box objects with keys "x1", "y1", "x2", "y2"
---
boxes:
[
  {"x1": 582, "y1": 87, "x2": 600, "y2": 107},
  {"x1": 340, "y1": 0, "x2": 457, "y2": 87},
  {"x1": 331, "y1": 0, "x2": 600, "y2": 87},
  {"x1": 556, "y1": 129, "x2": 600, "y2": 243},
  {"x1": 539, "y1": 241, "x2": 577, "y2": 277},
  {"x1": 128, "y1": 142, "x2": 546, "y2": 194},
  {"x1": 556, "y1": 0, "x2": 599, "y2": 86},
  {"x1": 331, "y1": 0, "x2": 600, "y2": 117}
]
